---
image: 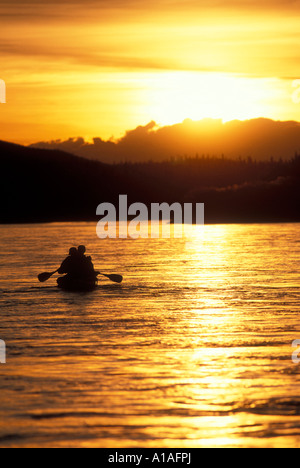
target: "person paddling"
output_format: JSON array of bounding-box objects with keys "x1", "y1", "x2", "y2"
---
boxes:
[
  {"x1": 77, "y1": 245, "x2": 98, "y2": 280},
  {"x1": 57, "y1": 247, "x2": 78, "y2": 277},
  {"x1": 57, "y1": 247, "x2": 82, "y2": 287},
  {"x1": 38, "y1": 246, "x2": 123, "y2": 287}
]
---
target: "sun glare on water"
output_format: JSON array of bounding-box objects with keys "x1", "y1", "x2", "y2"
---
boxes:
[{"x1": 144, "y1": 72, "x2": 272, "y2": 125}]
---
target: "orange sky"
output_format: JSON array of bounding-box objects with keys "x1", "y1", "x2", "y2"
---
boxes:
[{"x1": 1, "y1": 0, "x2": 300, "y2": 144}]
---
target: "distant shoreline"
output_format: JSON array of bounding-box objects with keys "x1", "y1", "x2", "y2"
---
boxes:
[
  {"x1": 1, "y1": 218, "x2": 300, "y2": 226},
  {"x1": 1, "y1": 140, "x2": 299, "y2": 226}
]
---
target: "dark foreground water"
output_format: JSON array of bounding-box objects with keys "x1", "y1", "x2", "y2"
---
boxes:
[{"x1": 0, "y1": 223, "x2": 300, "y2": 448}]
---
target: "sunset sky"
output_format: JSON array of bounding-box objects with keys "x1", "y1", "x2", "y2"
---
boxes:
[{"x1": 1, "y1": 0, "x2": 300, "y2": 144}]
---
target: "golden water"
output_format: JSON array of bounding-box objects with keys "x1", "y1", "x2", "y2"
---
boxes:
[{"x1": 0, "y1": 223, "x2": 299, "y2": 447}]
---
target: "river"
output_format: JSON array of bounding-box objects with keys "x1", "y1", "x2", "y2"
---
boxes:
[{"x1": 0, "y1": 222, "x2": 299, "y2": 447}]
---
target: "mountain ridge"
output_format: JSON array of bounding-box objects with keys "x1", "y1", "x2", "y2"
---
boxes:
[
  {"x1": 29, "y1": 118, "x2": 300, "y2": 164},
  {"x1": 0, "y1": 138, "x2": 299, "y2": 224}
]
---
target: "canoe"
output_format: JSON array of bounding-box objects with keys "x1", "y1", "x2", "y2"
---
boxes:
[{"x1": 57, "y1": 276, "x2": 98, "y2": 292}]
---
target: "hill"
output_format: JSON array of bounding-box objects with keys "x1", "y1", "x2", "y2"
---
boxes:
[
  {"x1": 30, "y1": 118, "x2": 300, "y2": 164},
  {"x1": 1, "y1": 140, "x2": 300, "y2": 224}
]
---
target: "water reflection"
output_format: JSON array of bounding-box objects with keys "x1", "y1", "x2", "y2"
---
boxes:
[{"x1": 0, "y1": 223, "x2": 299, "y2": 447}]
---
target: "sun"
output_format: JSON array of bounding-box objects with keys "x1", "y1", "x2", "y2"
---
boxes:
[{"x1": 144, "y1": 72, "x2": 271, "y2": 125}]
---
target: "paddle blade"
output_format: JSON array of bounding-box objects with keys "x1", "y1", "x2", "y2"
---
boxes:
[
  {"x1": 38, "y1": 272, "x2": 54, "y2": 283},
  {"x1": 105, "y1": 274, "x2": 123, "y2": 284}
]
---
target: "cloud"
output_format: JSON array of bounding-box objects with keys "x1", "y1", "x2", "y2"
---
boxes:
[
  {"x1": 1, "y1": 0, "x2": 299, "y2": 22},
  {"x1": 2, "y1": 0, "x2": 300, "y2": 145},
  {"x1": 1, "y1": 0, "x2": 298, "y2": 6},
  {"x1": 1, "y1": 0, "x2": 300, "y2": 77},
  {"x1": 0, "y1": 39, "x2": 178, "y2": 71}
]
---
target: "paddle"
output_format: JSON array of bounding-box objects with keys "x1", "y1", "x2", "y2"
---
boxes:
[
  {"x1": 38, "y1": 269, "x2": 123, "y2": 284},
  {"x1": 96, "y1": 272, "x2": 123, "y2": 284},
  {"x1": 38, "y1": 269, "x2": 59, "y2": 283}
]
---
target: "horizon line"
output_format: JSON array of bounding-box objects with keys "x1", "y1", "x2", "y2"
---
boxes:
[{"x1": 23, "y1": 116, "x2": 300, "y2": 147}]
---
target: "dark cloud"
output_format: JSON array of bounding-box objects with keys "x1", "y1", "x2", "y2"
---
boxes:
[
  {"x1": 1, "y1": 0, "x2": 299, "y2": 15},
  {"x1": 0, "y1": 0, "x2": 298, "y2": 5},
  {"x1": 0, "y1": 39, "x2": 178, "y2": 71},
  {"x1": 1, "y1": 0, "x2": 299, "y2": 76}
]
